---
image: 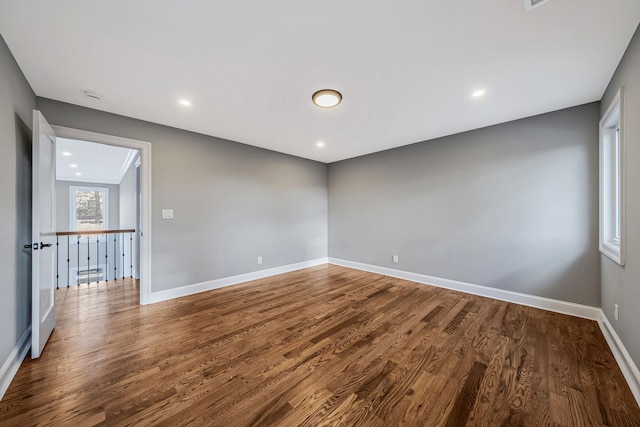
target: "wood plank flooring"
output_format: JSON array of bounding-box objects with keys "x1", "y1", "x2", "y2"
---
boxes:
[{"x1": 1, "y1": 264, "x2": 639, "y2": 426}]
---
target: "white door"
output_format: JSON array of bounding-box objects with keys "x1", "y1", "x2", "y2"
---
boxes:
[{"x1": 31, "y1": 111, "x2": 56, "y2": 359}]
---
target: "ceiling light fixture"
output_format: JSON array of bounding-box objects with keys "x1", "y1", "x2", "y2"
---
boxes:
[
  {"x1": 75, "y1": 172, "x2": 82, "y2": 176},
  {"x1": 316, "y1": 142, "x2": 325, "y2": 148},
  {"x1": 312, "y1": 89, "x2": 342, "y2": 108},
  {"x1": 70, "y1": 164, "x2": 78, "y2": 168},
  {"x1": 179, "y1": 99, "x2": 191, "y2": 106},
  {"x1": 471, "y1": 89, "x2": 486, "y2": 98},
  {"x1": 62, "y1": 151, "x2": 72, "y2": 156}
]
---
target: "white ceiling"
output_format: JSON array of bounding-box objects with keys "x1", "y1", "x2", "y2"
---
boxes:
[
  {"x1": 56, "y1": 138, "x2": 137, "y2": 184},
  {"x1": 1, "y1": 1, "x2": 639, "y2": 163}
]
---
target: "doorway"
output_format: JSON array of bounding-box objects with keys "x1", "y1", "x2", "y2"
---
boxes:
[
  {"x1": 55, "y1": 137, "x2": 139, "y2": 291},
  {"x1": 51, "y1": 127, "x2": 152, "y2": 305}
]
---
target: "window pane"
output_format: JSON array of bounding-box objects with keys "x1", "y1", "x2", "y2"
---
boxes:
[{"x1": 75, "y1": 190, "x2": 105, "y2": 232}]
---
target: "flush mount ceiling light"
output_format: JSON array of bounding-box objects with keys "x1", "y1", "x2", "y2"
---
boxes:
[
  {"x1": 316, "y1": 142, "x2": 325, "y2": 148},
  {"x1": 62, "y1": 151, "x2": 72, "y2": 156},
  {"x1": 471, "y1": 89, "x2": 486, "y2": 98},
  {"x1": 312, "y1": 89, "x2": 342, "y2": 108},
  {"x1": 179, "y1": 99, "x2": 191, "y2": 106},
  {"x1": 70, "y1": 164, "x2": 78, "y2": 168},
  {"x1": 75, "y1": 172, "x2": 82, "y2": 176}
]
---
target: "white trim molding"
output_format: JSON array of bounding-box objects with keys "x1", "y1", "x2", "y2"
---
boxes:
[
  {"x1": 599, "y1": 87, "x2": 625, "y2": 266},
  {"x1": 598, "y1": 311, "x2": 640, "y2": 405},
  {"x1": 148, "y1": 258, "x2": 329, "y2": 304},
  {"x1": 120, "y1": 149, "x2": 138, "y2": 183},
  {"x1": 0, "y1": 327, "x2": 31, "y2": 401},
  {"x1": 329, "y1": 258, "x2": 601, "y2": 320}
]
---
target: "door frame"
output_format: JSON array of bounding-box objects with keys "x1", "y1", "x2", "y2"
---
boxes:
[{"x1": 52, "y1": 126, "x2": 153, "y2": 305}]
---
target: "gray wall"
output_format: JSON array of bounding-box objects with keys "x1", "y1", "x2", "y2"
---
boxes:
[
  {"x1": 119, "y1": 157, "x2": 138, "y2": 278},
  {"x1": 601, "y1": 24, "x2": 640, "y2": 367},
  {"x1": 36, "y1": 98, "x2": 328, "y2": 292},
  {"x1": 328, "y1": 103, "x2": 601, "y2": 306},
  {"x1": 55, "y1": 180, "x2": 120, "y2": 232},
  {"x1": 119, "y1": 158, "x2": 137, "y2": 229},
  {"x1": 0, "y1": 35, "x2": 36, "y2": 372}
]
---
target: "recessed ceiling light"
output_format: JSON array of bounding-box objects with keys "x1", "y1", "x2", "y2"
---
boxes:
[
  {"x1": 75, "y1": 172, "x2": 82, "y2": 176},
  {"x1": 179, "y1": 99, "x2": 191, "y2": 106},
  {"x1": 316, "y1": 142, "x2": 325, "y2": 148},
  {"x1": 312, "y1": 89, "x2": 342, "y2": 108},
  {"x1": 62, "y1": 152, "x2": 72, "y2": 156},
  {"x1": 70, "y1": 164, "x2": 78, "y2": 168},
  {"x1": 471, "y1": 89, "x2": 486, "y2": 98}
]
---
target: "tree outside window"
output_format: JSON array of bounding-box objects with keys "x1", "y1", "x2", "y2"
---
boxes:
[{"x1": 70, "y1": 186, "x2": 109, "y2": 238}]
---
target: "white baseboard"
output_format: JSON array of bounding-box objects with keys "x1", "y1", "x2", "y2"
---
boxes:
[
  {"x1": 0, "y1": 326, "x2": 31, "y2": 401},
  {"x1": 4, "y1": 260, "x2": 638, "y2": 407},
  {"x1": 597, "y1": 311, "x2": 640, "y2": 405},
  {"x1": 148, "y1": 258, "x2": 329, "y2": 304},
  {"x1": 329, "y1": 258, "x2": 602, "y2": 320}
]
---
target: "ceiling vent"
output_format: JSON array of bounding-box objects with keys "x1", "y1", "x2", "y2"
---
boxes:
[
  {"x1": 84, "y1": 90, "x2": 104, "y2": 101},
  {"x1": 524, "y1": 0, "x2": 552, "y2": 11}
]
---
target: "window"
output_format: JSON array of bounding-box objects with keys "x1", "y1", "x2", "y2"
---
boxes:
[
  {"x1": 70, "y1": 186, "x2": 109, "y2": 236},
  {"x1": 600, "y1": 88, "x2": 624, "y2": 265}
]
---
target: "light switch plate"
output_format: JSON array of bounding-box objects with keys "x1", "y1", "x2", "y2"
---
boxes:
[{"x1": 162, "y1": 209, "x2": 174, "y2": 219}]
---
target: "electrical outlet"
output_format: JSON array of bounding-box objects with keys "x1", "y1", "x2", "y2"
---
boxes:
[
  {"x1": 615, "y1": 304, "x2": 619, "y2": 321},
  {"x1": 257, "y1": 256, "x2": 262, "y2": 265},
  {"x1": 162, "y1": 209, "x2": 174, "y2": 219},
  {"x1": 392, "y1": 255, "x2": 399, "y2": 263}
]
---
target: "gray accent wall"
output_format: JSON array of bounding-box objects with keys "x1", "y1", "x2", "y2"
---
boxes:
[
  {"x1": 36, "y1": 98, "x2": 328, "y2": 292},
  {"x1": 328, "y1": 103, "x2": 601, "y2": 306},
  {"x1": 119, "y1": 156, "x2": 138, "y2": 278},
  {"x1": 55, "y1": 180, "x2": 120, "y2": 232},
  {"x1": 0, "y1": 35, "x2": 36, "y2": 372},
  {"x1": 119, "y1": 157, "x2": 138, "y2": 229},
  {"x1": 601, "y1": 24, "x2": 640, "y2": 367}
]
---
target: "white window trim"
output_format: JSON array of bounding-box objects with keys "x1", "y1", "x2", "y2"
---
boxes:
[
  {"x1": 69, "y1": 185, "x2": 110, "y2": 238},
  {"x1": 599, "y1": 87, "x2": 625, "y2": 266}
]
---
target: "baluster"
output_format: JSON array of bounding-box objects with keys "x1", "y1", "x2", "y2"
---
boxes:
[
  {"x1": 76, "y1": 237, "x2": 80, "y2": 286},
  {"x1": 67, "y1": 236, "x2": 70, "y2": 288},
  {"x1": 105, "y1": 234, "x2": 109, "y2": 283},
  {"x1": 122, "y1": 232, "x2": 125, "y2": 280},
  {"x1": 96, "y1": 235, "x2": 100, "y2": 283},
  {"x1": 130, "y1": 232, "x2": 133, "y2": 278},
  {"x1": 87, "y1": 236, "x2": 90, "y2": 284},
  {"x1": 114, "y1": 235, "x2": 117, "y2": 281},
  {"x1": 56, "y1": 236, "x2": 59, "y2": 290}
]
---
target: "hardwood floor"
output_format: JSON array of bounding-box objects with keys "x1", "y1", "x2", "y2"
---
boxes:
[{"x1": 1, "y1": 265, "x2": 639, "y2": 426}]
